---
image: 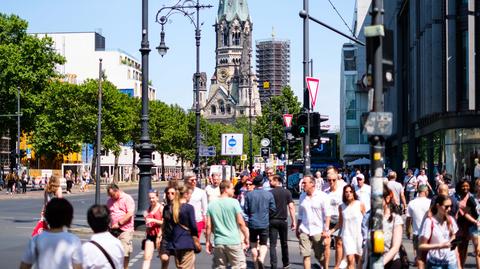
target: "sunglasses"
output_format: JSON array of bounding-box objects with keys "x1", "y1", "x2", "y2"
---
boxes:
[
  {"x1": 167, "y1": 192, "x2": 176, "y2": 195},
  {"x1": 327, "y1": 179, "x2": 336, "y2": 182},
  {"x1": 442, "y1": 205, "x2": 452, "y2": 209}
]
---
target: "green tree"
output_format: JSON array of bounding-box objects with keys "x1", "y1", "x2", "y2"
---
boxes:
[
  {"x1": 0, "y1": 14, "x2": 65, "y2": 150},
  {"x1": 254, "y1": 86, "x2": 302, "y2": 158}
]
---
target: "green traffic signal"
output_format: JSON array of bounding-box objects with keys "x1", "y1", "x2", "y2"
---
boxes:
[{"x1": 299, "y1": 126, "x2": 306, "y2": 134}]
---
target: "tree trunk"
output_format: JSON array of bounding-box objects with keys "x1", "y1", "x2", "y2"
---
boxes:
[
  {"x1": 181, "y1": 156, "x2": 185, "y2": 178},
  {"x1": 161, "y1": 152, "x2": 165, "y2": 181},
  {"x1": 131, "y1": 142, "x2": 137, "y2": 182},
  {"x1": 113, "y1": 150, "x2": 120, "y2": 183}
]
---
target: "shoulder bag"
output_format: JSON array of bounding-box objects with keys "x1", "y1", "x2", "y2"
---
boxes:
[
  {"x1": 179, "y1": 223, "x2": 202, "y2": 254},
  {"x1": 90, "y1": 240, "x2": 116, "y2": 269}
]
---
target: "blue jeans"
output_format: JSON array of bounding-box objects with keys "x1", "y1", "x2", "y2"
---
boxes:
[{"x1": 427, "y1": 261, "x2": 458, "y2": 269}]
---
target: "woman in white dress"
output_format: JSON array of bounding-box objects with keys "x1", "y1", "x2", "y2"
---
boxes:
[{"x1": 330, "y1": 184, "x2": 365, "y2": 269}]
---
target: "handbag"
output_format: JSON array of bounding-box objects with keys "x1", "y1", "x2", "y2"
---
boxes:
[
  {"x1": 179, "y1": 223, "x2": 202, "y2": 253},
  {"x1": 109, "y1": 228, "x2": 123, "y2": 238}
]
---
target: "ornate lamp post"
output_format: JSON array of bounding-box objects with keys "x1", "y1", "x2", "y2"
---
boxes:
[
  {"x1": 136, "y1": 0, "x2": 156, "y2": 227},
  {"x1": 155, "y1": 0, "x2": 212, "y2": 184}
]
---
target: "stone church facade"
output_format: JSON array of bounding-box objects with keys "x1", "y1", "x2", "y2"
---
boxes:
[{"x1": 198, "y1": 0, "x2": 262, "y2": 123}]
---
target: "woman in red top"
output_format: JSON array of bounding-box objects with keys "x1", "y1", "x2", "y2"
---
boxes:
[{"x1": 142, "y1": 189, "x2": 163, "y2": 269}]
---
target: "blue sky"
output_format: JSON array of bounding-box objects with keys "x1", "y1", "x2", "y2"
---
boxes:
[{"x1": 2, "y1": 0, "x2": 355, "y2": 127}]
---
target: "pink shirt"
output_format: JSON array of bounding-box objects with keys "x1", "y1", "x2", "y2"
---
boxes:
[{"x1": 107, "y1": 192, "x2": 135, "y2": 231}]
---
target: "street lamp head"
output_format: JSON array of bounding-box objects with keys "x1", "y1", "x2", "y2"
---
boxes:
[{"x1": 156, "y1": 28, "x2": 169, "y2": 57}]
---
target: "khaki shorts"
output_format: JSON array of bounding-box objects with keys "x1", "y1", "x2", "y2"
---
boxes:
[
  {"x1": 212, "y1": 244, "x2": 247, "y2": 269},
  {"x1": 174, "y1": 249, "x2": 195, "y2": 269},
  {"x1": 299, "y1": 232, "x2": 327, "y2": 261},
  {"x1": 118, "y1": 230, "x2": 133, "y2": 257}
]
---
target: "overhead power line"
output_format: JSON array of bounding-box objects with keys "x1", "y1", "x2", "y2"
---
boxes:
[{"x1": 327, "y1": 0, "x2": 356, "y2": 38}]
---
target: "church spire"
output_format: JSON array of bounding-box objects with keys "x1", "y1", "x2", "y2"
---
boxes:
[{"x1": 217, "y1": 0, "x2": 249, "y2": 22}]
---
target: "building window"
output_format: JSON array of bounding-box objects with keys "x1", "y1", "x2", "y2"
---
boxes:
[
  {"x1": 346, "y1": 110, "x2": 356, "y2": 120},
  {"x1": 219, "y1": 100, "x2": 225, "y2": 114},
  {"x1": 346, "y1": 128, "x2": 360, "y2": 144},
  {"x1": 211, "y1": 105, "x2": 216, "y2": 114},
  {"x1": 223, "y1": 31, "x2": 229, "y2": 46},
  {"x1": 240, "y1": 109, "x2": 244, "y2": 115},
  {"x1": 233, "y1": 32, "x2": 240, "y2": 46},
  {"x1": 226, "y1": 105, "x2": 231, "y2": 114},
  {"x1": 344, "y1": 49, "x2": 356, "y2": 71}
]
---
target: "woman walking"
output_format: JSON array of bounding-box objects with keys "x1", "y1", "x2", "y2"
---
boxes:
[
  {"x1": 160, "y1": 186, "x2": 176, "y2": 269},
  {"x1": 382, "y1": 184, "x2": 404, "y2": 269},
  {"x1": 166, "y1": 185, "x2": 198, "y2": 268},
  {"x1": 331, "y1": 184, "x2": 365, "y2": 269},
  {"x1": 43, "y1": 176, "x2": 63, "y2": 213},
  {"x1": 419, "y1": 195, "x2": 461, "y2": 269},
  {"x1": 142, "y1": 189, "x2": 163, "y2": 269}
]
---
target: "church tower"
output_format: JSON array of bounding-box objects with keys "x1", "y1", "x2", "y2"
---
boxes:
[{"x1": 202, "y1": 0, "x2": 261, "y2": 122}]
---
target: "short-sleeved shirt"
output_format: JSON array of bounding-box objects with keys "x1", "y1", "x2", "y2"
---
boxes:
[
  {"x1": 107, "y1": 192, "x2": 135, "y2": 232},
  {"x1": 207, "y1": 197, "x2": 243, "y2": 245},
  {"x1": 298, "y1": 190, "x2": 332, "y2": 236},
  {"x1": 189, "y1": 187, "x2": 208, "y2": 222},
  {"x1": 406, "y1": 197, "x2": 431, "y2": 235},
  {"x1": 269, "y1": 187, "x2": 293, "y2": 220},
  {"x1": 325, "y1": 187, "x2": 343, "y2": 223},
  {"x1": 420, "y1": 216, "x2": 458, "y2": 264},
  {"x1": 417, "y1": 175, "x2": 429, "y2": 186},
  {"x1": 404, "y1": 175, "x2": 418, "y2": 193},
  {"x1": 82, "y1": 232, "x2": 124, "y2": 269},
  {"x1": 355, "y1": 184, "x2": 371, "y2": 212},
  {"x1": 205, "y1": 185, "x2": 221, "y2": 202},
  {"x1": 22, "y1": 231, "x2": 83, "y2": 269},
  {"x1": 387, "y1": 181, "x2": 404, "y2": 205}
]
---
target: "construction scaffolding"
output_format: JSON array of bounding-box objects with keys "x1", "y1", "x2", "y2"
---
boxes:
[{"x1": 255, "y1": 38, "x2": 291, "y2": 103}]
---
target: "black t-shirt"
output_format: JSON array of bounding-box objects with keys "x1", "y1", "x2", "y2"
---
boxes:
[{"x1": 270, "y1": 187, "x2": 293, "y2": 220}]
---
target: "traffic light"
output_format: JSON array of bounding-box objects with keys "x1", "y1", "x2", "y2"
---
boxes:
[
  {"x1": 280, "y1": 141, "x2": 286, "y2": 155},
  {"x1": 311, "y1": 113, "x2": 329, "y2": 138},
  {"x1": 296, "y1": 113, "x2": 308, "y2": 137}
]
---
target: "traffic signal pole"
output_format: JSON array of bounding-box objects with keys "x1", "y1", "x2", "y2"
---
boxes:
[
  {"x1": 369, "y1": 0, "x2": 385, "y2": 268},
  {"x1": 301, "y1": 0, "x2": 311, "y2": 176}
]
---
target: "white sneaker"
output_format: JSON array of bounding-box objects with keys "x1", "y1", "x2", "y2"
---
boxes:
[{"x1": 339, "y1": 259, "x2": 348, "y2": 269}]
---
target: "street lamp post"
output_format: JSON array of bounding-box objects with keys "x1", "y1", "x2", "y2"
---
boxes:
[
  {"x1": 96, "y1": 59, "x2": 102, "y2": 205},
  {"x1": 248, "y1": 52, "x2": 253, "y2": 173},
  {"x1": 155, "y1": 0, "x2": 212, "y2": 185},
  {"x1": 300, "y1": 0, "x2": 311, "y2": 176},
  {"x1": 136, "y1": 0, "x2": 155, "y2": 227}
]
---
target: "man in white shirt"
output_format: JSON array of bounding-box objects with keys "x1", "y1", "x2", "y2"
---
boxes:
[
  {"x1": 296, "y1": 175, "x2": 331, "y2": 269},
  {"x1": 83, "y1": 204, "x2": 125, "y2": 269},
  {"x1": 185, "y1": 172, "x2": 208, "y2": 238},
  {"x1": 406, "y1": 185, "x2": 430, "y2": 268},
  {"x1": 403, "y1": 169, "x2": 418, "y2": 204},
  {"x1": 205, "y1": 173, "x2": 221, "y2": 202},
  {"x1": 314, "y1": 171, "x2": 324, "y2": 192},
  {"x1": 355, "y1": 173, "x2": 371, "y2": 212}
]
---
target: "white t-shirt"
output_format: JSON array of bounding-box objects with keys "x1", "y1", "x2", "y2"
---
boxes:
[
  {"x1": 22, "y1": 230, "x2": 83, "y2": 269},
  {"x1": 417, "y1": 175, "x2": 429, "y2": 186},
  {"x1": 82, "y1": 232, "x2": 124, "y2": 269},
  {"x1": 420, "y1": 216, "x2": 458, "y2": 264},
  {"x1": 325, "y1": 186, "x2": 343, "y2": 223},
  {"x1": 403, "y1": 175, "x2": 418, "y2": 193},
  {"x1": 189, "y1": 187, "x2": 208, "y2": 222},
  {"x1": 406, "y1": 196, "x2": 431, "y2": 235},
  {"x1": 355, "y1": 184, "x2": 371, "y2": 212},
  {"x1": 298, "y1": 190, "x2": 332, "y2": 236},
  {"x1": 205, "y1": 184, "x2": 221, "y2": 202}
]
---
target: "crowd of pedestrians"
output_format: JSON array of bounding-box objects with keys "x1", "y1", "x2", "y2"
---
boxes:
[{"x1": 18, "y1": 165, "x2": 480, "y2": 269}]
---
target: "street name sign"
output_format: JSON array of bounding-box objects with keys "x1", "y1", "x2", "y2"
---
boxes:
[
  {"x1": 199, "y1": 146, "x2": 216, "y2": 157},
  {"x1": 221, "y1": 133, "x2": 243, "y2": 156}
]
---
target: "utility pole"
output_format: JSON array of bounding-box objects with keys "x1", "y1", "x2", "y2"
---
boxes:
[
  {"x1": 16, "y1": 86, "x2": 20, "y2": 172},
  {"x1": 368, "y1": 0, "x2": 385, "y2": 268},
  {"x1": 300, "y1": 0, "x2": 311, "y2": 176},
  {"x1": 95, "y1": 59, "x2": 102, "y2": 205}
]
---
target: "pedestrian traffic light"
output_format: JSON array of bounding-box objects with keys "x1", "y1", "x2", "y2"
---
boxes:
[
  {"x1": 296, "y1": 113, "x2": 308, "y2": 137},
  {"x1": 280, "y1": 141, "x2": 286, "y2": 154}
]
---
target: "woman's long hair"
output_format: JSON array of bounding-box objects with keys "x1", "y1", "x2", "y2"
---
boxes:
[
  {"x1": 46, "y1": 175, "x2": 60, "y2": 194},
  {"x1": 172, "y1": 184, "x2": 190, "y2": 224}
]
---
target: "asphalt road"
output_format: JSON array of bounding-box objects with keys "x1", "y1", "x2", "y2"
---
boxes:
[{"x1": 0, "y1": 183, "x2": 477, "y2": 269}]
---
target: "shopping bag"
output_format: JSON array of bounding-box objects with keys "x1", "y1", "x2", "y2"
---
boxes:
[{"x1": 31, "y1": 219, "x2": 48, "y2": 237}]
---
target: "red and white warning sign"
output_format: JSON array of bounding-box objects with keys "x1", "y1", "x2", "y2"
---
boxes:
[
  {"x1": 283, "y1": 114, "x2": 293, "y2": 128},
  {"x1": 306, "y1": 77, "x2": 320, "y2": 109}
]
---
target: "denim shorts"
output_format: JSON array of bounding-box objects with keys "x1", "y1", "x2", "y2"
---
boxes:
[{"x1": 427, "y1": 260, "x2": 458, "y2": 269}]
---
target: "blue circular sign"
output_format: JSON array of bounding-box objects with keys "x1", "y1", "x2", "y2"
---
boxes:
[{"x1": 228, "y1": 138, "x2": 237, "y2": 147}]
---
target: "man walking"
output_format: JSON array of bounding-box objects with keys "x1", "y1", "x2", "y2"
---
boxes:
[
  {"x1": 354, "y1": 173, "x2": 371, "y2": 212},
  {"x1": 206, "y1": 173, "x2": 221, "y2": 202},
  {"x1": 83, "y1": 204, "x2": 125, "y2": 269},
  {"x1": 244, "y1": 175, "x2": 276, "y2": 269},
  {"x1": 406, "y1": 185, "x2": 430, "y2": 269},
  {"x1": 386, "y1": 171, "x2": 407, "y2": 211},
  {"x1": 206, "y1": 180, "x2": 250, "y2": 269},
  {"x1": 185, "y1": 172, "x2": 208, "y2": 238},
  {"x1": 269, "y1": 174, "x2": 296, "y2": 269},
  {"x1": 107, "y1": 183, "x2": 135, "y2": 269},
  {"x1": 296, "y1": 175, "x2": 331, "y2": 269}
]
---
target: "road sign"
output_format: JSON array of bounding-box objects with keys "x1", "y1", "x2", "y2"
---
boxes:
[
  {"x1": 362, "y1": 112, "x2": 393, "y2": 136},
  {"x1": 26, "y1": 148, "x2": 31, "y2": 159},
  {"x1": 199, "y1": 146, "x2": 216, "y2": 157},
  {"x1": 221, "y1": 133, "x2": 243, "y2": 156},
  {"x1": 260, "y1": 147, "x2": 270, "y2": 159},
  {"x1": 283, "y1": 114, "x2": 293, "y2": 128},
  {"x1": 260, "y1": 138, "x2": 270, "y2": 147},
  {"x1": 306, "y1": 77, "x2": 320, "y2": 109}
]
